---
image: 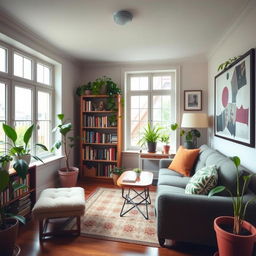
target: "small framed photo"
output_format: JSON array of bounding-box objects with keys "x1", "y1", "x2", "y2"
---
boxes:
[{"x1": 184, "y1": 90, "x2": 202, "y2": 111}]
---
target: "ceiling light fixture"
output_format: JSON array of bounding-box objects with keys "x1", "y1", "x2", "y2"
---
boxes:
[{"x1": 113, "y1": 10, "x2": 133, "y2": 25}]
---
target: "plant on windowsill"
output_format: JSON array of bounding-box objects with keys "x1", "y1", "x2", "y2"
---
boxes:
[
  {"x1": 138, "y1": 123, "x2": 162, "y2": 153},
  {"x1": 110, "y1": 167, "x2": 125, "y2": 185},
  {"x1": 2, "y1": 124, "x2": 48, "y2": 165},
  {"x1": 208, "y1": 156, "x2": 256, "y2": 256},
  {"x1": 0, "y1": 155, "x2": 13, "y2": 172},
  {"x1": 51, "y1": 114, "x2": 79, "y2": 187},
  {"x1": 0, "y1": 159, "x2": 28, "y2": 256},
  {"x1": 160, "y1": 135, "x2": 170, "y2": 155}
]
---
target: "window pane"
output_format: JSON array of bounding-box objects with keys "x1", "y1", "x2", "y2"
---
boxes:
[
  {"x1": 130, "y1": 76, "x2": 148, "y2": 90},
  {"x1": 24, "y1": 58, "x2": 32, "y2": 79},
  {"x1": 14, "y1": 53, "x2": 23, "y2": 77},
  {"x1": 38, "y1": 91, "x2": 50, "y2": 120},
  {"x1": 152, "y1": 95, "x2": 171, "y2": 125},
  {"x1": 15, "y1": 86, "x2": 32, "y2": 120},
  {"x1": 153, "y1": 75, "x2": 171, "y2": 90},
  {"x1": 37, "y1": 120, "x2": 50, "y2": 153},
  {"x1": 37, "y1": 63, "x2": 44, "y2": 83},
  {"x1": 44, "y1": 66, "x2": 50, "y2": 85},
  {"x1": 0, "y1": 47, "x2": 7, "y2": 73},
  {"x1": 0, "y1": 83, "x2": 5, "y2": 120}
]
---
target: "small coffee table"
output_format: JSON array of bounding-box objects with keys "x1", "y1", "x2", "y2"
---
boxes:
[{"x1": 117, "y1": 171, "x2": 153, "y2": 220}]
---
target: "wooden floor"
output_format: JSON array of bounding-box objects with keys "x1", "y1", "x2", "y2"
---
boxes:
[{"x1": 17, "y1": 181, "x2": 216, "y2": 256}]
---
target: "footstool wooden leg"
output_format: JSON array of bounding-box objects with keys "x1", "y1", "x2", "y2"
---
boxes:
[{"x1": 77, "y1": 216, "x2": 81, "y2": 235}]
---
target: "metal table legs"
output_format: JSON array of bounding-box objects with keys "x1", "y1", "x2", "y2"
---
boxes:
[{"x1": 120, "y1": 187, "x2": 151, "y2": 219}]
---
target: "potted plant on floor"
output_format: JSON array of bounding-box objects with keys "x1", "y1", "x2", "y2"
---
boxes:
[
  {"x1": 209, "y1": 156, "x2": 256, "y2": 256},
  {"x1": 0, "y1": 159, "x2": 28, "y2": 256},
  {"x1": 110, "y1": 167, "x2": 125, "y2": 185},
  {"x1": 52, "y1": 114, "x2": 79, "y2": 187},
  {"x1": 2, "y1": 124, "x2": 48, "y2": 164},
  {"x1": 138, "y1": 123, "x2": 162, "y2": 153}
]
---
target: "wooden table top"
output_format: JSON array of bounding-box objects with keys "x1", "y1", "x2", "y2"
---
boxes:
[{"x1": 117, "y1": 171, "x2": 153, "y2": 188}]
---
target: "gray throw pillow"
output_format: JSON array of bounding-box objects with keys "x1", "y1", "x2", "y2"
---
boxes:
[{"x1": 185, "y1": 165, "x2": 218, "y2": 195}]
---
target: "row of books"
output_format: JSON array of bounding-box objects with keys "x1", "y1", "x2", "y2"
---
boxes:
[
  {"x1": 84, "y1": 131, "x2": 117, "y2": 143},
  {"x1": 0, "y1": 175, "x2": 30, "y2": 205},
  {"x1": 89, "y1": 163, "x2": 116, "y2": 177},
  {"x1": 84, "y1": 100, "x2": 93, "y2": 111},
  {"x1": 7, "y1": 193, "x2": 31, "y2": 216},
  {"x1": 83, "y1": 146, "x2": 117, "y2": 161},
  {"x1": 84, "y1": 116, "x2": 114, "y2": 128}
]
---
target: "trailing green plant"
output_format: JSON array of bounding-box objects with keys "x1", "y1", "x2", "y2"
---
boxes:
[
  {"x1": 208, "y1": 156, "x2": 256, "y2": 235},
  {"x1": 51, "y1": 114, "x2": 77, "y2": 172},
  {"x1": 76, "y1": 82, "x2": 92, "y2": 96},
  {"x1": 0, "y1": 165, "x2": 28, "y2": 229},
  {"x1": 2, "y1": 124, "x2": 48, "y2": 163},
  {"x1": 0, "y1": 155, "x2": 13, "y2": 169},
  {"x1": 110, "y1": 167, "x2": 125, "y2": 176},
  {"x1": 133, "y1": 168, "x2": 142, "y2": 174},
  {"x1": 218, "y1": 56, "x2": 241, "y2": 71},
  {"x1": 138, "y1": 123, "x2": 162, "y2": 147}
]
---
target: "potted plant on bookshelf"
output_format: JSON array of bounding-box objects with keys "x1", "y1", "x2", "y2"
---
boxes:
[
  {"x1": 0, "y1": 160, "x2": 28, "y2": 256},
  {"x1": 76, "y1": 82, "x2": 93, "y2": 96},
  {"x1": 133, "y1": 168, "x2": 142, "y2": 179},
  {"x1": 108, "y1": 114, "x2": 117, "y2": 127},
  {"x1": 208, "y1": 156, "x2": 256, "y2": 256},
  {"x1": 2, "y1": 124, "x2": 48, "y2": 164},
  {"x1": 52, "y1": 114, "x2": 79, "y2": 187},
  {"x1": 110, "y1": 167, "x2": 125, "y2": 185},
  {"x1": 0, "y1": 154, "x2": 13, "y2": 171},
  {"x1": 138, "y1": 123, "x2": 162, "y2": 153}
]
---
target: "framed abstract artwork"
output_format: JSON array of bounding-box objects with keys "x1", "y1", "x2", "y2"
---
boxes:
[
  {"x1": 214, "y1": 48, "x2": 255, "y2": 147},
  {"x1": 184, "y1": 90, "x2": 202, "y2": 111}
]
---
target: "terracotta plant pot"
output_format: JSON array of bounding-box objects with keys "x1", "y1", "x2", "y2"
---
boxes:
[
  {"x1": 84, "y1": 90, "x2": 91, "y2": 95},
  {"x1": 0, "y1": 219, "x2": 19, "y2": 256},
  {"x1": 112, "y1": 174, "x2": 119, "y2": 185},
  {"x1": 214, "y1": 216, "x2": 256, "y2": 256},
  {"x1": 163, "y1": 145, "x2": 170, "y2": 154},
  {"x1": 58, "y1": 167, "x2": 79, "y2": 187}
]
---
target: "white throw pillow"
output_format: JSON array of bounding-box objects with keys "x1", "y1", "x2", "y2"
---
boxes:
[{"x1": 185, "y1": 165, "x2": 218, "y2": 195}]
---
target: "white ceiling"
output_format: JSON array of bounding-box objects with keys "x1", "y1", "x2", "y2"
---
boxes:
[{"x1": 0, "y1": 0, "x2": 249, "y2": 63}]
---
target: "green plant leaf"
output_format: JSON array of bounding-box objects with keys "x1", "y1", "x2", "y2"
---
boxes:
[
  {"x1": 60, "y1": 123, "x2": 72, "y2": 136},
  {"x1": 10, "y1": 146, "x2": 24, "y2": 155},
  {"x1": 32, "y1": 155, "x2": 44, "y2": 164},
  {"x1": 5, "y1": 213, "x2": 26, "y2": 224},
  {"x1": 208, "y1": 186, "x2": 226, "y2": 197},
  {"x1": 231, "y1": 156, "x2": 240, "y2": 168},
  {"x1": 2, "y1": 124, "x2": 17, "y2": 144},
  {"x1": 35, "y1": 143, "x2": 48, "y2": 151},
  {"x1": 171, "y1": 123, "x2": 178, "y2": 131},
  {"x1": 0, "y1": 170, "x2": 9, "y2": 192},
  {"x1": 58, "y1": 114, "x2": 64, "y2": 121},
  {"x1": 12, "y1": 181, "x2": 27, "y2": 192},
  {"x1": 23, "y1": 124, "x2": 34, "y2": 147},
  {"x1": 13, "y1": 159, "x2": 28, "y2": 180},
  {"x1": 51, "y1": 140, "x2": 62, "y2": 152}
]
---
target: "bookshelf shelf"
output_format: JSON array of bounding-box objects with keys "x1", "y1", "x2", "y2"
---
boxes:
[{"x1": 80, "y1": 94, "x2": 122, "y2": 180}]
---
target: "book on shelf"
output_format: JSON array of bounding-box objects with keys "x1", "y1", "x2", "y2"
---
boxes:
[
  {"x1": 84, "y1": 131, "x2": 117, "y2": 144},
  {"x1": 122, "y1": 172, "x2": 137, "y2": 183},
  {"x1": 84, "y1": 146, "x2": 117, "y2": 161}
]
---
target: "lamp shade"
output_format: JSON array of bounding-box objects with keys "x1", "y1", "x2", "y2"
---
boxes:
[{"x1": 181, "y1": 113, "x2": 208, "y2": 128}]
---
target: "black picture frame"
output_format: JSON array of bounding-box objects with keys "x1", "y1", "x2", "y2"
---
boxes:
[
  {"x1": 214, "y1": 48, "x2": 255, "y2": 147},
  {"x1": 184, "y1": 90, "x2": 202, "y2": 111}
]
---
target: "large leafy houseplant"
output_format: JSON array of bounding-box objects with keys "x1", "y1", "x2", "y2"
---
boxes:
[
  {"x1": 138, "y1": 123, "x2": 162, "y2": 153},
  {"x1": 209, "y1": 156, "x2": 255, "y2": 234},
  {"x1": 2, "y1": 124, "x2": 48, "y2": 164}
]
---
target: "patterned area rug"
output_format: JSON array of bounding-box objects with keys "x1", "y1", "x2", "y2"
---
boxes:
[{"x1": 78, "y1": 187, "x2": 159, "y2": 247}]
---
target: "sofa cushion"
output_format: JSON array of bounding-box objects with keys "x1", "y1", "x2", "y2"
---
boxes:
[
  {"x1": 159, "y1": 168, "x2": 183, "y2": 177},
  {"x1": 185, "y1": 165, "x2": 218, "y2": 195},
  {"x1": 158, "y1": 175, "x2": 190, "y2": 188},
  {"x1": 168, "y1": 146, "x2": 200, "y2": 176}
]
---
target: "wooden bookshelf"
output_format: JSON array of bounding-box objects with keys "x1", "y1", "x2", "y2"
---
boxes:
[
  {"x1": 80, "y1": 94, "x2": 122, "y2": 180},
  {"x1": 1, "y1": 166, "x2": 36, "y2": 220}
]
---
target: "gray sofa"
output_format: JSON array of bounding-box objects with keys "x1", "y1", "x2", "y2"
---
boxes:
[{"x1": 156, "y1": 144, "x2": 256, "y2": 247}]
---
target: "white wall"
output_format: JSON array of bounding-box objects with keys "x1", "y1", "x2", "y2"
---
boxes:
[
  {"x1": 80, "y1": 60, "x2": 208, "y2": 169},
  {"x1": 208, "y1": 1, "x2": 256, "y2": 172},
  {"x1": 0, "y1": 13, "x2": 81, "y2": 195}
]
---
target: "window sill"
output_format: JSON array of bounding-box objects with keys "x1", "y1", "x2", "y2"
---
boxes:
[{"x1": 30, "y1": 155, "x2": 64, "y2": 168}]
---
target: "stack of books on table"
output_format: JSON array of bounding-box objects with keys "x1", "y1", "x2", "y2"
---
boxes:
[{"x1": 122, "y1": 172, "x2": 137, "y2": 183}]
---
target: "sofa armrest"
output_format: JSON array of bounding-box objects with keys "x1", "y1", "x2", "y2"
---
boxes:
[{"x1": 159, "y1": 159, "x2": 172, "y2": 168}]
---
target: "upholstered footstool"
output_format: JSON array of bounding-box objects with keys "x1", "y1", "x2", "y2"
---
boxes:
[{"x1": 32, "y1": 187, "x2": 85, "y2": 241}]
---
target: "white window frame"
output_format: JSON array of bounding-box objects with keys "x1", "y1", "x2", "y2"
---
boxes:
[
  {"x1": 0, "y1": 45, "x2": 8, "y2": 74},
  {"x1": 0, "y1": 40, "x2": 55, "y2": 160},
  {"x1": 124, "y1": 69, "x2": 179, "y2": 152}
]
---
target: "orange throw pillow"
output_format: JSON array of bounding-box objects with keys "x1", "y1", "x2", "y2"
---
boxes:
[{"x1": 168, "y1": 146, "x2": 200, "y2": 176}]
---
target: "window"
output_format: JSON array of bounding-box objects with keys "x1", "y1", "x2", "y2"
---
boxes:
[
  {"x1": 0, "y1": 47, "x2": 7, "y2": 73},
  {"x1": 0, "y1": 42, "x2": 54, "y2": 160},
  {"x1": 14, "y1": 52, "x2": 32, "y2": 80},
  {"x1": 125, "y1": 71, "x2": 176, "y2": 151}
]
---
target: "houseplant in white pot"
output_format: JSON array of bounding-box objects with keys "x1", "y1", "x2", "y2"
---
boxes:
[
  {"x1": 0, "y1": 158, "x2": 28, "y2": 256},
  {"x1": 0, "y1": 154, "x2": 13, "y2": 171},
  {"x1": 209, "y1": 156, "x2": 256, "y2": 256},
  {"x1": 51, "y1": 114, "x2": 79, "y2": 187},
  {"x1": 2, "y1": 124, "x2": 48, "y2": 164}
]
